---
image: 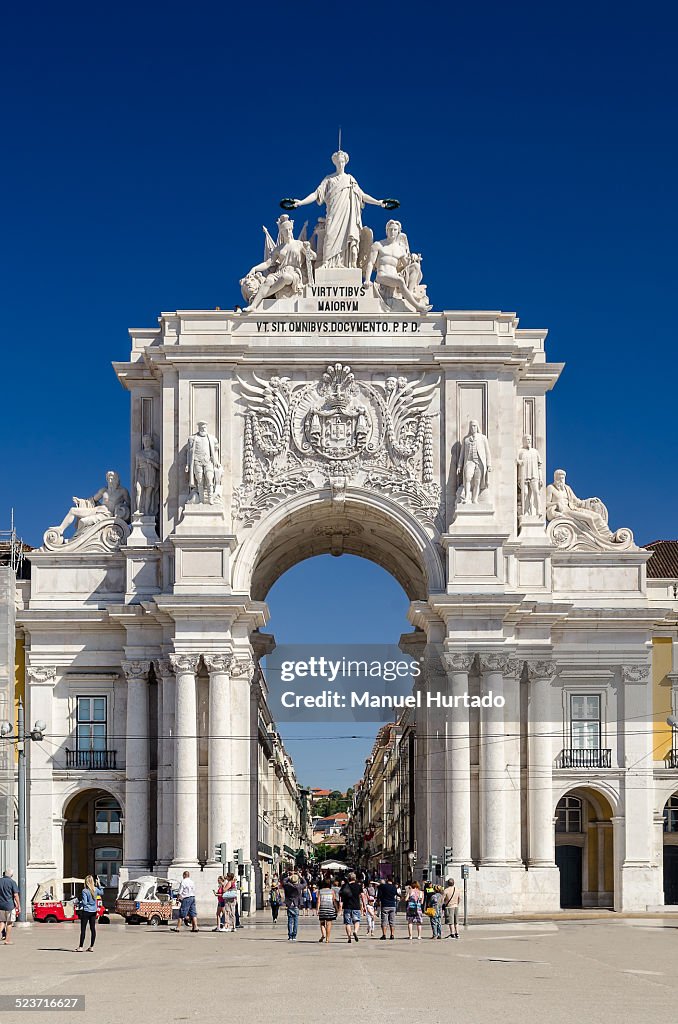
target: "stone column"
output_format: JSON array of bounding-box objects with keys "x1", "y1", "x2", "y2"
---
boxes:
[
  {"x1": 204, "y1": 654, "x2": 232, "y2": 862},
  {"x1": 121, "y1": 660, "x2": 151, "y2": 871},
  {"x1": 228, "y1": 655, "x2": 255, "y2": 863},
  {"x1": 169, "y1": 653, "x2": 200, "y2": 867},
  {"x1": 478, "y1": 654, "x2": 508, "y2": 864},
  {"x1": 26, "y1": 665, "x2": 57, "y2": 874},
  {"x1": 154, "y1": 658, "x2": 176, "y2": 868},
  {"x1": 525, "y1": 659, "x2": 557, "y2": 866},
  {"x1": 443, "y1": 653, "x2": 474, "y2": 864},
  {"x1": 503, "y1": 658, "x2": 523, "y2": 863}
]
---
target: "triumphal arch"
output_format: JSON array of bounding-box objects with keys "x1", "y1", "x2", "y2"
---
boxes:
[{"x1": 21, "y1": 150, "x2": 670, "y2": 913}]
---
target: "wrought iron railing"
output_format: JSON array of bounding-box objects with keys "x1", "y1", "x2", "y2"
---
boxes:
[
  {"x1": 556, "y1": 748, "x2": 611, "y2": 769},
  {"x1": 665, "y1": 749, "x2": 678, "y2": 769},
  {"x1": 65, "y1": 749, "x2": 117, "y2": 770}
]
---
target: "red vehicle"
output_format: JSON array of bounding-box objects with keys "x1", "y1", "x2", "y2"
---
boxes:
[{"x1": 32, "y1": 877, "x2": 106, "y2": 923}]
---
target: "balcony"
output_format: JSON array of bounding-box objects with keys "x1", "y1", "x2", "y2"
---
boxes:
[
  {"x1": 66, "y1": 749, "x2": 117, "y2": 770},
  {"x1": 556, "y1": 748, "x2": 612, "y2": 769}
]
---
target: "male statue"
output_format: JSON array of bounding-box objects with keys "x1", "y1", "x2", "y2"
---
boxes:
[
  {"x1": 517, "y1": 433, "x2": 543, "y2": 517},
  {"x1": 363, "y1": 219, "x2": 431, "y2": 313},
  {"x1": 134, "y1": 434, "x2": 160, "y2": 516},
  {"x1": 457, "y1": 420, "x2": 492, "y2": 504},
  {"x1": 185, "y1": 422, "x2": 221, "y2": 505}
]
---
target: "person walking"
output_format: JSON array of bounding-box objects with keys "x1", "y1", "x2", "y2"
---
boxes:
[
  {"x1": 75, "y1": 875, "x2": 103, "y2": 952},
  {"x1": 405, "y1": 880, "x2": 424, "y2": 941},
  {"x1": 269, "y1": 880, "x2": 281, "y2": 926},
  {"x1": 364, "y1": 880, "x2": 377, "y2": 936},
  {"x1": 282, "y1": 871, "x2": 304, "y2": 941},
  {"x1": 443, "y1": 878, "x2": 461, "y2": 939},
  {"x1": 317, "y1": 877, "x2": 338, "y2": 943},
  {"x1": 377, "y1": 876, "x2": 399, "y2": 941},
  {"x1": 173, "y1": 871, "x2": 199, "y2": 932},
  {"x1": 339, "y1": 871, "x2": 363, "y2": 944},
  {"x1": 428, "y1": 885, "x2": 443, "y2": 940},
  {"x1": 222, "y1": 873, "x2": 238, "y2": 932},
  {"x1": 213, "y1": 876, "x2": 226, "y2": 932},
  {"x1": 0, "y1": 869, "x2": 21, "y2": 945}
]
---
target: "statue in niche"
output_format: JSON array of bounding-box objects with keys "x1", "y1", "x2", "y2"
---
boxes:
[
  {"x1": 52, "y1": 471, "x2": 131, "y2": 538},
  {"x1": 284, "y1": 150, "x2": 392, "y2": 269},
  {"x1": 457, "y1": 420, "x2": 492, "y2": 504},
  {"x1": 517, "y1": 433, "x2": 543, "y2": 517},
  {"x1": 241, "y1": 214, "x2": 316, "y2": 310},
  {"x1": 363, "y1": 219, "x2": 431, "y2": 313},
  {"x1": 134, "y1": 434, "x2": 160, "y2": 516},
  {"x1": 186, "y1": 421, "x2": 222, "y2": 505}
]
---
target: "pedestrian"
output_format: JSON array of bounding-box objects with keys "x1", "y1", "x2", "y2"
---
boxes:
[
  {"x1": 75, "y1": 875, "x2": 103, "y2": 952},
  {"x1": 377, "y1": 875, "x2": 399, "y2": 941},
  {"x1": 428, "y1": 885, "x2": 443, "y2": 940},
  {"x1": 317, "y1": 878, "x2": 338, "y2": 943},
  {"x1": 173, "y1": 870, "x2": 199, "y2": 932},
  {"x1": 339, "y1": 871, "x2": 363, "y2": 944},
  {"x1": 282, "y1": 871, "x2": 305, "y2": 941},
  {"x1": 364, "y1": 881, "x2": 377, "y2": 936},
  {"x1": 310, "y1": 883, "x2": 318, "y2": 915},
  {"x1": 443, "y1": 877, "x2": 461, "y2": 939},
  {"x1": 0, "y1": 868, "x2": 21, "y2": 945},
  {"x1": 213, "y1": 876, "x2": 226, "y2": 931},
  {"x1": 222, "y1": 872, "x2": 238, "y2": 932},
  {"x1": 302, "y1": 882, "x2": 311, "y2": 917},
  {"x1": 269, "y1": 879, "x2": 281, "y2": 926},
  {"x1": 405, "y1": 880, "x2": 424, "y2": 941}
]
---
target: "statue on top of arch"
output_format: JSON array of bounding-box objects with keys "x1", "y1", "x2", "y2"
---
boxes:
[{"x1": 240, "y1": 150, "x2": 431, "y2": 312}]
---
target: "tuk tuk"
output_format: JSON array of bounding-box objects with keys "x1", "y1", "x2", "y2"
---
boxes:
[
  {"x1": 32, "y1": 877, "x2": 106, "y2": 923},
  {"x1": 115, "y1": 875, "x2": 176, "y2": 927}
]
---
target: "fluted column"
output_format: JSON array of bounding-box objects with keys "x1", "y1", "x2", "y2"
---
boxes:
[
  {"x1": 205, "y1": 654, "x2": 232, "y2": 861},
  {"x1": 169, "y1": 653, "x2": 200, "y2": 867},
  {"x1": 121, "y1": 660, "x2": 151, "y2": 870},
  {"x1": 525, "y1": 659, "x2": 556, "y2": 866},
  {"x1": 503, "y1": 658, "x2": 523, "y2": 863},
  {"x1": 478, "y1": 654, "x2": 508, "y2": 864},
  {"x1": 154, "y1": 658, "x2": 176, "y2": 868},
  {"x1": 443, "y1": 653, "x2": 474, "y2": 863}
]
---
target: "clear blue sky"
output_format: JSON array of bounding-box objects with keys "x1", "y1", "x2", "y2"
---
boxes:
[{"x1": 2, "y1": 2, "x2": 676, "y2": 786}]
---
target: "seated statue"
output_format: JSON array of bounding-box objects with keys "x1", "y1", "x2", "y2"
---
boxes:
[
  {"x1": 53, "y1": 470, "x2": 131, "y2": 539},
  {"x1": 241, "y1": 214, "x2": 316, "y2": 310},
  {"x1": 546, "y1": 468, "x2": 634, "y2": 550},
  {"x1": 363, "y1": 219, "x2": 431, "y2": 313}
]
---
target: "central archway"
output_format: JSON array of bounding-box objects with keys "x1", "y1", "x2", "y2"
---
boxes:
[{"x1": 233, "y1": 487, "x2": 445, "y2": 602}]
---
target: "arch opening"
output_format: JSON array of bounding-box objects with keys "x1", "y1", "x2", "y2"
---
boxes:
[
  {"x1": 63, "y1": 788, "x2": 123, "y2": 905},
  {"x1": 554, "y1": 787, "x2": 614, "y2": 909}
]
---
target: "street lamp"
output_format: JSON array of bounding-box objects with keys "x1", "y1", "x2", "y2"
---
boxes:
[{"x1": 0, "y1": 699, "x2": 46, "y2": 923}]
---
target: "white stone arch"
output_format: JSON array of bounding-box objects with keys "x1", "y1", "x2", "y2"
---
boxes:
[
  {"x1": 654, "y1": 781, "x2": 678, "y2": 817},
  {"x1": 552, "y1": 779, "x2": 621, "y2": 818},
  {"x1": 232, "y1": 484, "x2": 445, "y2": 602},
  {"x1": 60, "y1": 781, "x2": 126, "y2": 820}
]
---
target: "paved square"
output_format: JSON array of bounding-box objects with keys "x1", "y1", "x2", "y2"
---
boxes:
[{"x1": 1, "y1": 916, "x2": 676, "y2": 1024}]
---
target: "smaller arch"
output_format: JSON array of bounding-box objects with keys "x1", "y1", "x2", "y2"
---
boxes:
[{"x1": 553, "y1": 780, "x2": 619, "y2": 819}]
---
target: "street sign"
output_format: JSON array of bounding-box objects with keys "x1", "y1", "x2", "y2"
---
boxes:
[{"x1": 461, "y1": 863, "x2": 470, "y2": 879}]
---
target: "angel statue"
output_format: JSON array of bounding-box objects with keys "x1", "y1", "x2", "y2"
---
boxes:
[
  {"x1": 240, "y1": 214, "x2": 316, "y2": 310},
  {"x1": 363, "y1": 219, "x2": 431, "y2": 313},
  {"x1": 283, "y1": 150, "x2": 394, "y2": 269}
]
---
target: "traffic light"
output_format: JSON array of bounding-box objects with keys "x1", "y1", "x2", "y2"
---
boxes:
[
  {"x1": 435, "y1": 863, "x2": 442, "y2": 877},
  {"x1": 214, "y1": 842, "x2": 227, "y2": 864},
  {"x1": 444, "y1": 845, "x2": 452, "y2": 865}
]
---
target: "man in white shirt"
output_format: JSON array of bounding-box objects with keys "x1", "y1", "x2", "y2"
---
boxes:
[{"x1": 174, "y1": 871, "x2": 199, "y2": 932}]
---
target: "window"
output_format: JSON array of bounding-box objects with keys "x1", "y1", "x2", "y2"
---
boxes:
[
  {"x1": 77, "y1": 697, "x2": 107, "y2": 752},
  {"x1": 664, "y1": 795, "x2": 678, "y2": 833},
  {"x1": 95, "y1": 846, "x2": 122, "y2": 888},
  {"x1": 94, "y1": 797, "x2": 122, "y2": 835},
  {"x1": 570, "y1": 695, "x2": 601, "y2": 750},
  {"x1": 555, "y1": 796, "x2": 583, "y2": 833}
]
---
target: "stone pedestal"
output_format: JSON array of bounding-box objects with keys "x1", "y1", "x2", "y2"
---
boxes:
[
  {"x1": 127, "y1": 513, "x2": 159, "y2": 546},
  {"x1": 171, "y1": 504, "x2": 237, "y2": 595}
]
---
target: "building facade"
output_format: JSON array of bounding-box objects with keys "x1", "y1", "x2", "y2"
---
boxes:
[{"x1": 9, "y1": 152, "x2": 678, "y2": 914}]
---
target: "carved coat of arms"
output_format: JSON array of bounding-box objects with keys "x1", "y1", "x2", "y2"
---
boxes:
[{"x1": 234, "y1": 364, "x2": 440, "y2": 527}]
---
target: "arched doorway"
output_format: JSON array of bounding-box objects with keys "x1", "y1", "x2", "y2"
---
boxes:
[
  {"x1": 555, "y1": 787, "x2": 614, "y2": 908},
  {"x1": 63, "y1": 789, "x2": 123, "y2": 907},
  {"x1": 662, "y1": 793, "x2": 678, "y2": 904}
]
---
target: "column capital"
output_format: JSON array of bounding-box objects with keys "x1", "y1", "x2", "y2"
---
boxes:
[
  {"x1": 204, "y1": 653, "x2": 233, "y2": 675},
  {"x1": 121, "y1": 659, "x2": 151, "y2": 682},
  {"x1": 153, "y1": 657, "x2": 176, "y2": 680},
  {"x1": 524, "y1": 658, "x2": 557, "y2": 682},
  {"x1": 169, "y1": 653, "x2": 201, "y2": 675},
  {"x1": 478, "y1": 652, "x2": 511, "y2": 675},
  {"x1": 621, "y1": 663, "x2": 651, "y2": 685},
  {"x1": 443, "y1": 652, "x2": 475, "y2": 674},
  {"x1": 26, "y1": 665, "x2": 57, "y2": 684},
  {"x1": 230, "y1": 656, "x2": 255, "y2": 682}
]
